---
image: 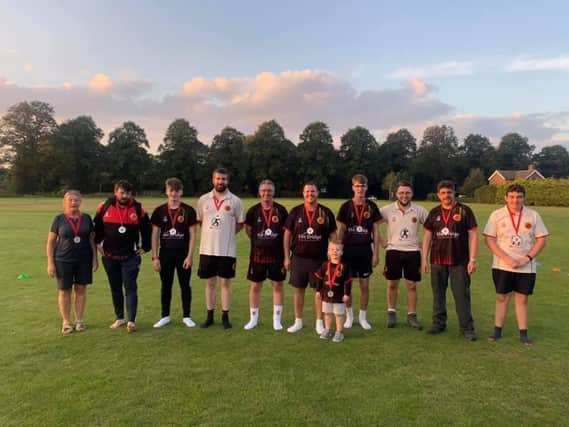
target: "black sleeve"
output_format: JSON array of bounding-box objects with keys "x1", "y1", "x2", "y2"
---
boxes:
[
  {"x1": 50, "y1": 215, "x2": 60, "y2": 234},
  {"x1": 371, "y1": 202, "x2": 382, "y2": 222},
  {"x1": 284, "y1": 209, "x2": 296, "y2": 231},
  {"x1": 424, "y1": 209, "x2": 435, "y2": 231},
  {"x1": 464, "y1": 206, "x2": 478, "y2": 230},
  {"x1": 150, "y1": 206, "x2": 162, "y2": 227},
  {"x1": 139, "y1": 211, "x2": 152, "y2": 252},
  {"x1": 245, "y1": 206, "x2": 255, "y2": 227},
  {"x1": 337, "y1": 202, "x2": 348, "y2": 223},
  {"x1": 93, "y1": 204, "x2": 105, "y2": 244},
  {"x1": 187, "y1": 206, "x2": 197, "y2": 227},
  {"x1": 84, "y1": 214, "x2": 94, "y2": 233},
  {"x1": 327, "y1": 208, "x2": 337, "y2": 233}
]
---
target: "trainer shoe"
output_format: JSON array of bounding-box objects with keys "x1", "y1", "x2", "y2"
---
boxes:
[
  {"x1": 426, "y1": 325, "x2": 446, "y2": 335},
  {"x1": 273, "y1": 318, "x2": 283, "y2": 331},
  {"x1": 222, "y1": 313, "x2": 232, "y2": 330},
  {"x1": 319, "y1": 329, "x2": 333, "y2": 340},
  {"x1": 109, "y1": 319, "x2": 126, "y2": 329},
  {"x1": 359, "y1": 313, "x2": 372, "y2": 330},
  {"x1": 126, "y1": 321, "x2": 136, "y2": 333},
  {"x1": 332, "y1": 331, "x2": 345, "y2": 343},
  {"x1": 316, "y1": 320, "x2": 325, "y2": 335},
  {"x1": 153, "y1": 316, "x2": 171, "y2": 328},
  {"x1": 182, "y1": 317, "x2": 196, "y2": 328},
  {"x1": 463, "y1": 330, "x2": 477, "y2": 341},
  {"x1": 244, "y1": 318, "x2": 258, "y2": 330},
  {"x1": 387, "y1": 311, "x2": 397, "y2": 328},
  {"x1": 406, "y1": 313, "x2": 423, "y2": 330},
  {"x1": 487, "y1": 332, "x2": 502, "y2": 342},
  {"x1": 520, "y1": 335, "x2": 534, "y2": 346},
  {"x1": 287, "y1": 319, "x2": 303, "y2": 333}
]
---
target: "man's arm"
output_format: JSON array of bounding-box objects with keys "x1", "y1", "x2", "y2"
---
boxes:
[
  {"x1": 421, "y1": 229, "x2": 432, "y2": 273},
  {"x1": 183, "y1": 224, "x2": 197, "y2": 269},
  {"x1": 283, "y1": 229, "x2": 292, "y2": 271},
  {"x1": 467, "y1": 228, "x2": 478, "y2": 274},
  {"x1": 151, "y1": 225, "x2": 161, "y2": 271},
  {"x1": 372, "y1": 221, "x2": 381, "y2": 267}
]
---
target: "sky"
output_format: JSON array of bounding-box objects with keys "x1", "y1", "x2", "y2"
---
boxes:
[{"x1": 1, "y1": 0, "x2": 568, "y2": 151}]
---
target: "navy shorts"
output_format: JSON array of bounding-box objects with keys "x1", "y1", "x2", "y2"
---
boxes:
[
  {"x1": 55, "y1": 260, "x2": 92, "y2": 289},
  {"x1": 198, "y1": 255, "x2": 236, "y2": 279},
  {"x1": 384, "y1": 250, "x2": 421, "y2": 282},
  {"x1": 247, "y1": 260, "x2": 286, "y2": 282},
  {"x1": 492, "y1": 269, "x2": 536, "y2": 295}
]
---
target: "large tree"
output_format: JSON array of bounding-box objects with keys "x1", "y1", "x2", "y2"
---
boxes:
[
  {"x1": 105, "y1": 121, "x2": 154, "y2": 192},
  {"x1": 458, "y1": 134, "x2": 496, "y2": 176},
  {"x1": 246, "y1": 120, "x2": 298, "y2": 195},
  {"x1": 379, "y1": 128, "x2": 417, "y2": 173},
  {"x1": 158, "y1": 118, "x2": 211, "y2": 195},
  {"x1": 209, "y1": 127, "x2": 248, "y2": 194},
  {"x1": 496, "y1": 133, "x2": 535, "y2": 170},
  {"x1": 0, "y1": 101, "x2": 58, "y2": 193},
  {"x1": 533, "y1": 145, "x2": 569, "y2": 178},
  {"x1": 296, "y1": 122, "x2": 338, "y2": 194}
]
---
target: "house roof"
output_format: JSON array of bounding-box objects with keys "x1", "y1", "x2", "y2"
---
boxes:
[{"x1": 487, "y1": 168, "x2": 545, "y2": 181}]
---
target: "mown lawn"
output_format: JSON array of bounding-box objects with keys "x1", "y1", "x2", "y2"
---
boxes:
[{"x1": 1, "y1": 197, "x2": 567, "y2": 426}]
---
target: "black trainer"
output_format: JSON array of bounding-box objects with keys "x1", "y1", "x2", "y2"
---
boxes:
[
  {"x1": 520, "y1": 335, "x2": 533, "y2": 346},
  {"x1": 406, "y1": 313, "x2": 423, "y2": 330},
  {"x1": 464, "y1": 330, "x2": 477, "y2": 341},
  {"x1": 222, "y1": 311, "x2": 232, "y2": 329},
  {"x1": 200, "y1": 311, "x2": 214, "y2": 328},
  {"x1": 387, "y1": 311, "x2": 397, "y2": 328},
  {"x1": 487, "y1": 331, "x2": 502, "y2": 342},
  {"x1": 426, "y1": 325, "x2": 446, "y2": 335}
]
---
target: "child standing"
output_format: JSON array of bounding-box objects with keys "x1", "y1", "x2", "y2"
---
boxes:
[{"x1": 314, "y1": 242, "x2": 353, "y2": 342}]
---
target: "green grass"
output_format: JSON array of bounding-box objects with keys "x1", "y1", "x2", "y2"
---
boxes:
[{"x1": 1, "y1": 197, "x2": 568, "y2": 426}]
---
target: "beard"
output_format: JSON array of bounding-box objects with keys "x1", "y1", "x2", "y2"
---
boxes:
[
  {"x1": 117, "y1": 197, "x2": 130, "y2": 206},
  {"x1": 397, "y1": 199, "x2": 410, "y2": 207},
  {"x1": 214, "y1": 183, "x2": 227, "y2": 193}
]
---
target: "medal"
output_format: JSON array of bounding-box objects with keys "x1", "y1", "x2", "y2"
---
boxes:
[
  {"x1": 327, "y1": 290, "x2": 334, "y2": 298},
  {"x1": 440, "y1": 205, "x2": 454, "y2": 236},
  {"x1": 116, "y1": 204, "x2": 128, "y2": 235},
  {"x1": 511, "y1": 234, "x2": 522, "y2": 246},
  {"x1": 261, "y1": 205, "x2": 274, "y2": 238},
  {"x1": 326, "y1": 261, "x2": 342, "y2": 299},
  {"x1": 264, "y1": 229, "x2": 272, "y2": 236},
  {"x1": 118, "y1": 226, "x2": 126, "y2": 234},
  {"x1": 167, "y1": 206, "x2": 181, "y2": 235},
  {"x1": 169, "y1": 228, "x2": 177, "y2": 236},
  {"x1": 441, "y1": 227, "x2": 450, "y2": 236},
  {"x1": 64, "y1": 212, "x2": 83, "y2": 244},
  {"x1": 356, "y1": 225, "x2": 363, "y2": 233},
  {"x1": 508, "y1": 207, "x2": 523, "y2": 247},
  {"x1": 213, "y1": 196, "x2": 225, "y2": 217},
  {"x1": 352, "y1": 200, "x2": 366, "y2": 234},
  {"x1": 304, "y1": 204, "x2": 318, "y2": 235}
]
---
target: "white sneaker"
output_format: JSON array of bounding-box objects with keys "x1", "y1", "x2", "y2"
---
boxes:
[
  {"x1": 153, "y1": 316, "x2": 171, "y2": 328},
  {"x1": 344, "y1": 316, "x2": 353, "y2": 329},
  {"x1": 287, "y1": 319, "x2": 303, "y2": 333},
  {"x1": 316, "y1": 319, "x2": 325, "y2": 335},
  {"x1": 182, "y1": 317, "x2": 196, "y2": 328},
  {"x1": 359, "y1": 317, "x2": 372, "y2": 330},
  {"x1": 244, "y1": 318, "x2": 258, "y2": 330},
  {"x1": 273, "y1": 319, "x2": 283, "y2": 331},
  {"x1": 273, "y1": 305, "x2": 283, "y2": 331}
]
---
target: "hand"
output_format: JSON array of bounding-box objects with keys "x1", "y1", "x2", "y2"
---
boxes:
[
  {"x1": 96, "y1": 245, "x2": 104, "y2": 255},
  {"x1": 517, "y1": 256, "x2": 531, "y2": 267},
  {"x1": 182, "y1": 256, "x2": 193, "y2": 269},
  {"x1": 152, "y1": 258, "x2": 161, "y2": 272},
  {"x1": 421, "y1": 260, "x2": 430, "y2": 274},
  {"x1": 92, "y1": 258, "x2": 99, "y2": 272},
  {"x1": 467, "y1": 260, "x2": 477, "y2": 274},
  {"x1": 505, "y1": 257, "x2": 519, "y2": 269},
  {"x1": 47, "y1": 262, "x2": 56, "y2": 278},
  {"x1": 342, "y1": 295, "x2": 350, "y2": 303},
  {"x1": 381, "y1": 241, "x2": 388, "y2": 249},
  {"x1": 372, "y1": 253, "x2": 379, "y2": 268},
  {"x1": 283, "y1": 257, "x2": 291, "y2": 271},
  {"x1": 136, "y1": 249, "x2": 146, "y2": 256}
]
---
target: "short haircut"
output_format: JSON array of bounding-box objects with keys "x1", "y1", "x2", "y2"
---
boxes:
[
  {"x1": 303, "y1": 181, "x2": 318, "y2": 191},
  {"x1": 258, "y1": 179, "x2": 275, "y2": 191},
  {"x1": 213, "y1": 168, "x2": 229, "y2": 177},
  {"x1": 506, "y1": 184, "x2": 526, "y2": 196},
  {"x1": 395, "y1": 180, "x2": 413, "y2": 192},
  {"x1": 352, "y1": 174, "x2": 368, "y2": 185},
  {"x1": 328, "y1": 240, "x2": 343, "y2": 249},
  {"x1": 437, "y1": 180, "x2": 456, "y2": 192},
  {"x1": 165, "y1": 177, "x2": 183, "y2": 191},
  {"x1": 114, "y1": 180, "x2": 133, "y2": 192},
  {"x1": 64, "y1": 189, "x2": 81, "y2": 199}
]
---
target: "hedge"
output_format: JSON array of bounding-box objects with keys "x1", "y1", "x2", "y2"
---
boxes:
[{"x1": 474, "y1": 178, "x2": 569, "y2": 206}]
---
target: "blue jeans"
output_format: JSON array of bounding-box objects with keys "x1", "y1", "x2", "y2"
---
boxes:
[{"x1": 102, "y1": 256, "x2": 141, "y2": 322}]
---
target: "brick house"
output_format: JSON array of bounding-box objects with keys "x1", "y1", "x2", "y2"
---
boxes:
[{"x1": 487, "y1": 164, "x2": 545, "y2": 185}]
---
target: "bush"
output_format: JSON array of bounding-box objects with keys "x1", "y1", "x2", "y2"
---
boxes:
[
  {"x1": 475, "y1": 179, "x2": 569, "y2": 206},
  {"x1": 474, "y1": 185, "x2": 497, "y2": 204}
]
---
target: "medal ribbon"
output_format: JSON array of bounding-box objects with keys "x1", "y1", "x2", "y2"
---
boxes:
[
  {"x1": 261, "y1": 206, "x2": 274, "y2": 230},
  {"x1": 326, "y1": 261, "x2": 342, "y2": 290},
  {"x1": 116, "y1": 203, "x2": 127, "y2": 227},
  {"x1": 352, "y1": 200, "x2": 366, "y2": 226},
  {"x1": 167, "y1": 207, "x2": 179, "y2": 229},
  {"x1": 304, "y1": 204, "x2": 317, "y2": 228},
  {"x1": 508, "y1": 207, "x2": 523, "y2": 235},
  {"x1": 64, "y1": 213, "x2": 82, "y2": 237},
  {"x1": 213, "y1": 196, "x2": 225, "y2": 212},
  {"x1": 441, "y1": 206, "x2": 454, "y2": 226}
]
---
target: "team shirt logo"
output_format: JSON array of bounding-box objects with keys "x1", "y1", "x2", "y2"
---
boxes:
[
  {"x1": 317, "y1": 217, "x2": 325, "y2": 225},
  {"x1": 272, "y1": 215, "x2": 279, "y2": 223},
  {"x1": 400, "y1": 228, "x2": 410, "y2": 239},
  {"x1": 412, "y1": 217, "x2": 418, "y2": 223},
  {"x1": 177, "y1": 215, "x2": 185, "y2": 223},
  {"x1": 130, "y1": 213, "x2": 138, "y2": 221}
]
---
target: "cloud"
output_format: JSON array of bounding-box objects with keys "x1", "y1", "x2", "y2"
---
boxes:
[
  {"x1": 389, "y1": 61, "x2": 476, "y2": 79},
  {"x1": 23, "y1": 63, "x2": 33, "y2": 73},
  {"x1": 89, "y1": 73, "x2": 113, "y2": 92},
  {"x1": 508, "y1": 56, "x2": 569, "y2": 72}
]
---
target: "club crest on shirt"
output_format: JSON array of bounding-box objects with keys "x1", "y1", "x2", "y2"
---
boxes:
[
  {"x1": 363, "y1": 211, "x2": 371, "y2": 219},
  {"x1": 130, "y1": 213, "x2": 138, "y2": 221},
  {"x1": 272, "y1": 215, "x2": 279, "y2": 223},
  {"x1": 525, "y1": 222, "x2": 532, "y2": 229},
  {"x1": 317, "y1": 217, "x2": 325, "y2": 224},
  {"x1": 225, "y1": 205, "x2": 231, "y2": 211},
  {"x1": 412, "y1": 217, "x2": 418, "y2": 223},
  {"x1": 177, "y1": 215, "x2": 185, "y2": 223},
  {"x1": 453, "y1": 214, "x2": 461, "y2": 221}
]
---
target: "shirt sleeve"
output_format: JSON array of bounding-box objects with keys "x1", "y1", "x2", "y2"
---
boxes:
[
  {"x1": 235, "y1": 198, "x2": 245, "y2": 224},
  {"x1": 187, "y1": 206, "x2": 198, "y2": 227},
  {"x1": 534, "y1": 212, "x2": 549, "y2": 237},
  {"x1": 424, "y1": 210, "x2": 435, "y2": 231},
  {"x1": 196, "y1": 197, "x2": 204, "y2": 222},
  {"x1": 482, "y1": 211, "x2": 497, "y2": 237},
  {"x1": 50, "y1": 215, "x2": 60, "y2": 234},
  {"x1": 245, "y1": 206, "x2": 255, "y2": 227},
  {"x1": 84, "y1": 214, "x2": 94, "y2": 233},
  {"x1": 336, "y1": 202, "x2": 348, "y2": 223},
  {"x1": 464, "y1": 206, "x2": 478, "y2": 230},
  {"x1": 327, "y1": 208, "x2": 337, "y2": 233},
  {"x1": 372, "y1": 203, "x2": 382, "y2": 222},
  {"x1": 150, "y1": 207, "x2": 161, "y2": 227},
  {"x1": 284, "y1": 209, "x2": 295, "y2": 231},
  {"x1": 419, "y1": 206, "x2": 429, "y2": 224}
]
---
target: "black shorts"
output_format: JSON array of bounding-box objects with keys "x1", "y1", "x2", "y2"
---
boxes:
[
  {"x1": 198, "y1": 255, "x2": 236, "y2": 279},
  {"x1": 342, "y1": 244, "x2": 373, "y2": 278},
  {"x1": 289, "y1": 256, "x2": 322, "y2": 289},
  {"x1": 384, "y1": 250, "x2": 421, "y2": 282},
  {"x1": 492, "y1": 269, "x2": 536, "y2": 295},
  {"x1": 55, "y1": 260, "x2": 92, "y2": 289},
  {"x1": 247, "y1": 260, "x2": 286, "y2": 283}
]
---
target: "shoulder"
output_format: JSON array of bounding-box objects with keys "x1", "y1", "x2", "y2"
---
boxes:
[
  {"x1": 81, "y1": 213, "x2": 93, "y2": 222},
  {"x1": 247, "y1": 203, "x2": 261, "y2": 214}
]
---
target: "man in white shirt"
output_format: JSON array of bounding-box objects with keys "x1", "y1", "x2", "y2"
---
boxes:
[
  {"x1": 483, "y1": 184, "x2": 548, "y2": 346},
  {"x1": 196, "y1": 168, "x2": 245, "y2": 329},
  {"x1": 380, "y1": 181, "x2": 428, "y2": 330}
]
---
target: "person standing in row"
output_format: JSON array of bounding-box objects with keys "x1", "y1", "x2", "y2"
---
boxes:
[
  {"x1": 46, "y1": 190, "x2": 98, "y2": 334},
  {"x1": 483, "y1": 184, "x2": 548, "y2": 346},
  {"x1": 284, "y1": 182, "x2": 337, "y2": 334},
  {"x1": 94, "y1": 180, "x2": 151, "y2": 333},
  {"x1": 336, "y1": 174, "x2": 381, "y2": 330},
  {"x1": 422, "y1": 180, "x2": 478, "y2": 341},
  {"x1": 380, "y1": 181, "x2": 428, "y2": 330},
  {"x1": 243, "y1": 180, "x2": 288, "y2": 330},
  {"x1": 151, "y1": 178, "x2": 198, "y2": 329},
  {"x1": 196, "y1": 168, "x2": 244, "y2": 329}
]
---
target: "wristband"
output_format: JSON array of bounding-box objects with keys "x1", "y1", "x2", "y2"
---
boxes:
[{"x1": 526, "y1": 254, "x2": 533, "y2": 261}]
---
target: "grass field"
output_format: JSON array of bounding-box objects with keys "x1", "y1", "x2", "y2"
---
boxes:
[{"x1": 1, "y1": 197, "x2": 568, "y2": 426}]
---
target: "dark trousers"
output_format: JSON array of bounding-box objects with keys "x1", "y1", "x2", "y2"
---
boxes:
[
  {"x1": 102, "y1": 255, "x2": 140, "y2": 322},
  {"x1": 430, "y1": 264, "x2": 475, "y2": 332},
  {"x1": 159, "y1": 256, "x2": 192, "y2": 318}
]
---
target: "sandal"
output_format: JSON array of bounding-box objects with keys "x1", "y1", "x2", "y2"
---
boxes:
[
  {"x1": 75, "y1": 321, "x2": 87, "y2": 332},
  {"x1": 109, "y1": 319, "x2": 126, "y2": 329},
  {"x1": 61, "y1": 323, "x2": 74, "y2": 335}
]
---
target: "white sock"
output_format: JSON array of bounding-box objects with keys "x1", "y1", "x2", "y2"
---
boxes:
[
  {"x1": 244, "y1": 308, "x2": 259, "y2": 330},
  {"x1": 273, "y1": 305, "x2": 283, "y2": 330},
  {"x1": 287, "y1": 318, "x2": 303, "y2": 333},
  {"x1": 316, "y1": 318, "x2": 325, "y2": 334},
  {"x1": 359, "y1": 310, "x2": 372, "y2": 330},
  {"x1": 387, "y1": 308, "x2": 396, "y2": 313},
  {"x1": 359, "y1": 310, "x2": 367, "y2": 320},
  {"x1": 344, "y1": 307, "x2": 354, "y2": 328}
]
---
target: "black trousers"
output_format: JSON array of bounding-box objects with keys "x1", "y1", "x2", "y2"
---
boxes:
[
  {"x1": 159, "y1": 255, "x2": 192, "y2": 318},
  {"x1": 430, "y1": 264, "x2": 475, "y2": 332},
  {"x1": 102, "y1": 255, "x2": 140, "y2": 322}
]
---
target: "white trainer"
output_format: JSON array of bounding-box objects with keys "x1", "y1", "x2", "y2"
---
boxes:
[
  {"x1": 244, "y1": 318, "x2": 258, "y2": 330},
  {"x1": 316, "y1": 319, "x2": 325, "y2": 335},
  {"x1": 182, "y1": 317, "x2": 196, "y2": 328},
  {"x1": 153, "y1": 316, "x2": 171, "y2": 328},
  {"x1": 287, "y1": 319, "x2": 303, "y2": 333}
]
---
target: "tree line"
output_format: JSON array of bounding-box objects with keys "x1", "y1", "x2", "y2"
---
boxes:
[{"x1": 1, "y1": 100, "x2": 569, "y2": 199}]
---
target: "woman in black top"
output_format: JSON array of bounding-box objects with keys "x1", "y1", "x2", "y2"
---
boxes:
[{"x1": 46, "y1": 190, "x2": 98, "y2": 334}]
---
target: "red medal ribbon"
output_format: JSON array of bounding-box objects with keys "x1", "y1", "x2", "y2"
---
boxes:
[
  {"x1": 352, "y1": 200, "x2": 366, "y2": 226},
  {"x1": 508, "y1": 207, "x2": 523, "y2": 235},
  {"x1": 64, "y1": 212, "x2": 82, "y2": 237},
  {"x1": 326, "y1": 261, "x2": 342, "y2": 290},
  {"x1": 167, "y1": 206, "x2": 179, "y2": 228},
  {"x1": 441, "y1": 205, "x2": 454, "y2": 226},
  {"x1": 213, "y1": 196, "x2": 225, "y2": 212},
  {"x1": 116, "y1": 203, "x2": 127, "y2": 226},
  {"x1": 304, "y1": 204, "x2": 317, "y2": 228},
  {"x1": 261, "y1": 205, "x2": 274, "y2": 229}
]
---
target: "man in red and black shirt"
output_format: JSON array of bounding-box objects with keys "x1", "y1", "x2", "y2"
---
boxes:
[
  {"x1": 244, "y1": 179, "x2": 288, "y2": 331},
  {"x1": 422, "y1": 180, "x2": 478, "y2": 341},
  {"x1": 94, "y1": 180, "x2": 151, "y2": 332},
  {"x1": 283, "y1": 182, "x2": 337, "y2": 334}
]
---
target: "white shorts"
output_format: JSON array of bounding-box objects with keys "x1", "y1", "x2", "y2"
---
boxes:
[{"x1": 322, "y1": 302, "x2": 346, "y2": 315}]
